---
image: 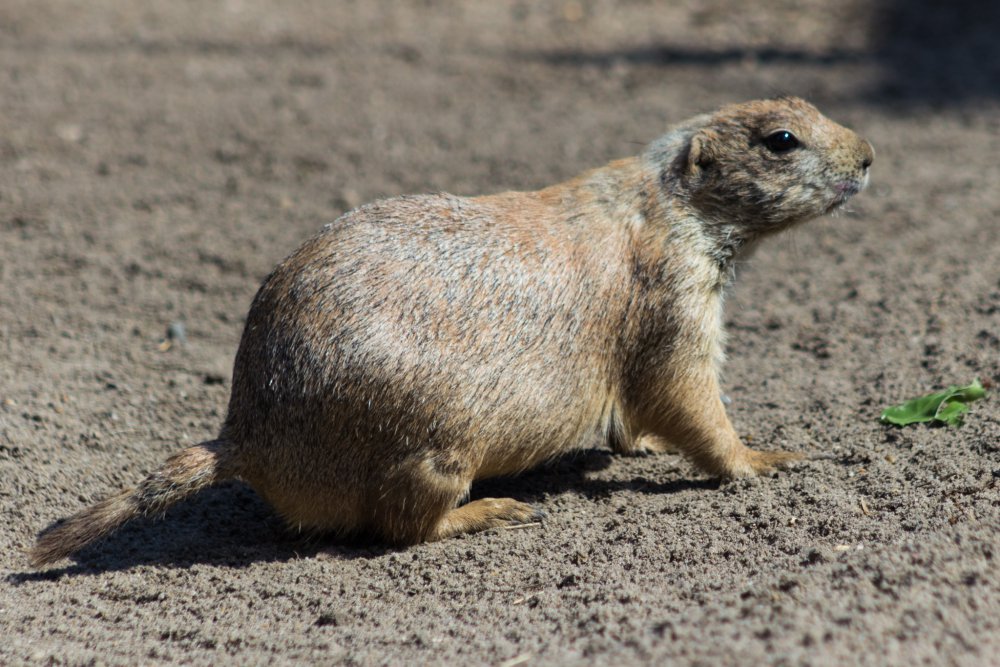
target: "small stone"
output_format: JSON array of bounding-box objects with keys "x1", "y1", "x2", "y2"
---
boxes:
[
  {"x1": 802, "y1": 546, "x2": 832, "y2": 564},
  {"x1": 562, "y1": 1, "x2": 584, "y2": 22},
  {"x1": 55, "y1": 123, "x2": 83, "y2": 143},
  {"x1": 166, "y1": 322, "x2": 187, "y2": 345}
]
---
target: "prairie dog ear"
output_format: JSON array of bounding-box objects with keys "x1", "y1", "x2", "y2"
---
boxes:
[{"x1": 685, "y1": 129, "x2": 717, "y2": 176}]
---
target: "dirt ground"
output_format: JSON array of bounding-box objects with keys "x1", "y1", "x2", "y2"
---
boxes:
[{"x1": 2, "y1": 1, "x2": 998, "y2": 665}]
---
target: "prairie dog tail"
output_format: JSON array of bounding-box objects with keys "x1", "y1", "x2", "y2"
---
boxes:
[{"x1": 29, "y1": 439, "x2": 234, "y2": 567}]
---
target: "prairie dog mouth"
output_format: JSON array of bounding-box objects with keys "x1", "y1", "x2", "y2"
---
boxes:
[{"x1": 827, "y1": 177, "x2": 866, "y2": 212}]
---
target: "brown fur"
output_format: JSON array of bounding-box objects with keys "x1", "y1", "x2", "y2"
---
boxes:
[
  {"x1": 29, "y1": 97, "x2": 873, "y2": 567},
  {"x1": 30, "y1": 441, "x2": 231, "y2": 566}
]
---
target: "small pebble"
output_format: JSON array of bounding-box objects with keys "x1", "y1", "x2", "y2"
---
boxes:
[{"x1": 166, "y1": 321, "x2": 187, "y2": 345}]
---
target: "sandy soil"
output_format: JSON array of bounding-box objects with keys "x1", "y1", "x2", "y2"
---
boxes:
[{"x1": 2, "y1": 1, "x2": 998, "y2": 665}]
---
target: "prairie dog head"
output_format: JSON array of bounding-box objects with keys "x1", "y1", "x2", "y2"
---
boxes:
[{"x1": 671, "y1": 97, "x2": 874, "y2": 235}]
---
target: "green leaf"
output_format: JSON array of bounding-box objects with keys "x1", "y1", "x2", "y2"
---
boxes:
[{"x1": 880, "y1": 379, "x2": 988, "y2": 427}]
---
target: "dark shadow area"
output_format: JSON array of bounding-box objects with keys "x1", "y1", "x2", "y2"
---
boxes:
[
  {"x1": 470, "y1": 447, "x2": 719, "y2": 503},
  {"x1": 15, "y1": 36, "x2": 337, "y2": 58},
  {"x1": 868, "y1": 0, "x2": 1000, "y2": 103},
  {"x1": 8, "y1": 448, "x2": 715, "y2": 580},
  {"x1": 8, "y1": 482, "x2": 301, "y2": 582},
  {"x1": 526, "y1": 0, "x2": 1000, "y2": 106},
  {"x1": 532, "y1": 45, "x2": 866, "y2": 69}
]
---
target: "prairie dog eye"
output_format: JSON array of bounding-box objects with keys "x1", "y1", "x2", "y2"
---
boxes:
[{"x1": 762, "y1": 130, "x2": 799, "y2": 153}]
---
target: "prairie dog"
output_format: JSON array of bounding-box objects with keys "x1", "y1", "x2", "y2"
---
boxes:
[{"x1": 30, "y1": 97, "x2": 873, "y2": 566}]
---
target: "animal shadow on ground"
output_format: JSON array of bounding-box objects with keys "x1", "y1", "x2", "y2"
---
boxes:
[
  {"x1": 469, "y1": 447, "x2": 718, "y2": 504},
  {"x1": 9, "y1": 448, "x2": 715, "y2": 580}
]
